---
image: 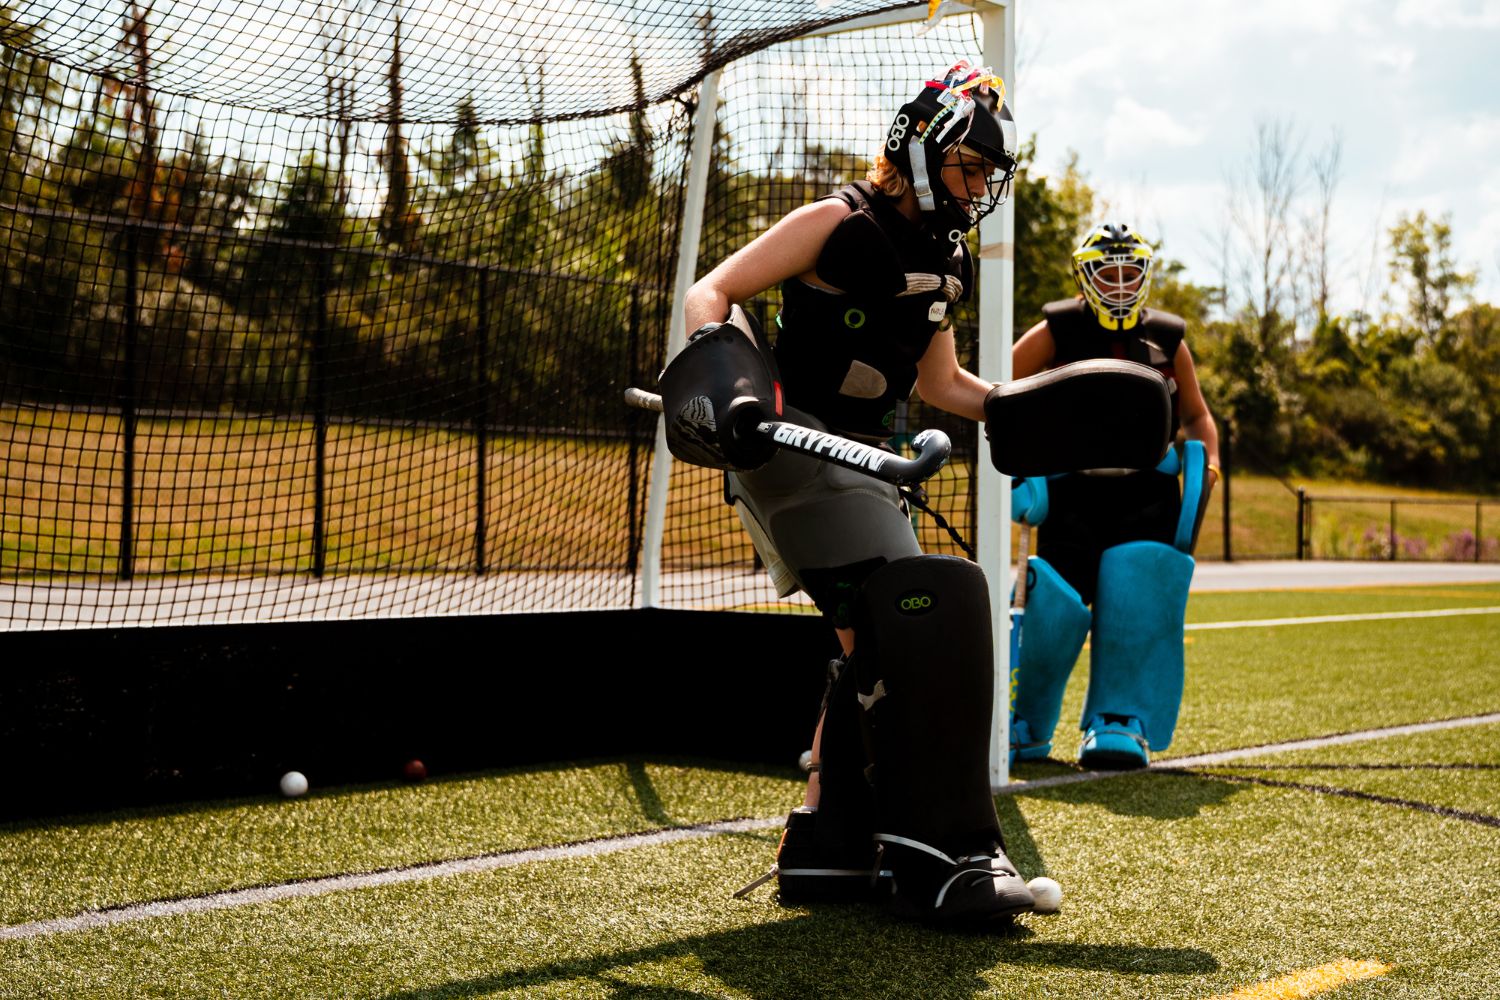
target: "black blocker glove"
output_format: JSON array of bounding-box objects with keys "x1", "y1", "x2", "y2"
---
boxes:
[{"x1": 657, "y1": 305, "x2": 782, "y2": 471}]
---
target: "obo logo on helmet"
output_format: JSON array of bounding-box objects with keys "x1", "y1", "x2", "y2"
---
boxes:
[{"x1": 886, "y1": 113, "x2": 911, "y2": 151}]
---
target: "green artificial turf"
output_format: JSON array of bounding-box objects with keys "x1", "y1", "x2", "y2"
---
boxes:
[
  {"x1": 0, "y1": 761, "x2": 799, "y2": 927},
  {"x1": 1184, "y1": 724, "x2": 1500, "y2": 825},
  {"x1": 2, "y1": 764, "x2": 1497, "y2": 998},
  {"x1": 1, "y1": 584, "x2": 1496, "y2": 999},
  {"x1": 1185, "y1": 582, "x2": 1500, "y2": 622}
]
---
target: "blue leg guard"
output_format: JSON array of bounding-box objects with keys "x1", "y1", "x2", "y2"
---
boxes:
[
  {"x1": 1011, "y1": 556, "x2": 1091, "y2": 761},
  {"x1": 1079, "y1": 541, "x2": 1194, "y2": 769}
]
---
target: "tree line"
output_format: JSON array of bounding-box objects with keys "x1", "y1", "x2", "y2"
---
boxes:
[
  {"x1": 1, "y1": 3, "x2": 1495, "y2": 488},
  {"x1": 1011, "y1": 126, "x2": 1498, "y2": 490},
  {"x1": 0, "y1": 4, "x2": 684, "y2": 430}
]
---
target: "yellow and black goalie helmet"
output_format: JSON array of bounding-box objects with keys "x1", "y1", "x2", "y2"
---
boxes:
[{"x1": 1071, "y1": 223, "x2": 1155, "y2": 331}]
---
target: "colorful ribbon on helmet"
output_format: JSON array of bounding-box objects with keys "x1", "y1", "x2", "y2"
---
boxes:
[{"x1": 917, "y1": 62, "x2": 1005, "y2": 147}]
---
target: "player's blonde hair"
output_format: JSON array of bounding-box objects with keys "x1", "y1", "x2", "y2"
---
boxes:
[{"x1": 867, "y1": 152, "x2": 909, "y2": 198}]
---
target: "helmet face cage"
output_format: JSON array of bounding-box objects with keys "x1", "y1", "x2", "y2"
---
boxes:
[
  {"x1": 941, "y1": 142, "x2": 1015, "y2": 226},
  {"x1": 1071, "y1": 225, "x2": 1155, "y2": 331},
  {"x1": 885, "y1": 61, "x2": 1018, "y2": 245}
]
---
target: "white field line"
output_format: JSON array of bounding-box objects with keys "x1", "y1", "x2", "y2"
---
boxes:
[
  {"x1": 1185, "y1": 606, "x2": 1500, "y2": 631},
  {"x1": 0, "y1": 818, "x2": 780, "y2": 942}
]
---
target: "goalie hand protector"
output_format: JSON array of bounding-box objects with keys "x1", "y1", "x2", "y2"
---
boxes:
[
  {"x1": 657, "y1": 305, "x2": 782, "y2": 471},
  {"x1": 984, "y1": 359, "x2": 1172, "y2": 477}
]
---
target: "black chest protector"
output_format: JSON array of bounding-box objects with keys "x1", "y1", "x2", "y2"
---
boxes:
[
  {"x1": 773, "y1": 181, "x2": 972, "y2": 440},
  {"x1": 1042, "y1": 298, "x2": 1187, "y2": 436}
]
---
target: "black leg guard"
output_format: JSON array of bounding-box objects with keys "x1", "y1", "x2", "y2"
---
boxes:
[
  {"x1": 852, "y1": 555, "x2": 1034, "y2": 921},
  {"x1": 773, "y1": 656, "x2": 889, "y2": 902}
]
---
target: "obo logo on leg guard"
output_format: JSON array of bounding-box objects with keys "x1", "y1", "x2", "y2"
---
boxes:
[{"x1": 896, "y1": 591, "x2": 935, "y2": 615}]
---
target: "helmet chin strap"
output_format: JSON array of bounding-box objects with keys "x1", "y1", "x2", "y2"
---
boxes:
[{"x1": 907, "y1": 136, "x2": 937, "y2": 213}]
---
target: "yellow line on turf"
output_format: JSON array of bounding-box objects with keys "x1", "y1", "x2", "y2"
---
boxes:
[{"x1": 1206, "y1": 958, "x2": 1394, "y2": 999}]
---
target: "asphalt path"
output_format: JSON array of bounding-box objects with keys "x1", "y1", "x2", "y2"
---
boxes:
[
  {"x1": 1189, "y1": 559, "x2": 1500, "y2": 591},
  {"x1": 4, "y1": 560, "x2": 1499, "y2": 632}
]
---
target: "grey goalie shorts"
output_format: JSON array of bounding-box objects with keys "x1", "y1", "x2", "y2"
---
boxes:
[{"x1": 725, "y1": 407, "x2": 922, "y2": 628}]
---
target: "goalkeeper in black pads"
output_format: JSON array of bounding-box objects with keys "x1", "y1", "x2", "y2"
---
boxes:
[
  {"x1": 657, "y1": 60, "x2": 1035, "y2": 922},
  {"x1": 1007, "y1": 224, "x2": 1221, "y2": 770}
]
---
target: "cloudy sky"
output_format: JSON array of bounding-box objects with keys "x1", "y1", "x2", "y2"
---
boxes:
[{"x1": 1012, "y1": 0, "x2": 1500, "y2": 316}]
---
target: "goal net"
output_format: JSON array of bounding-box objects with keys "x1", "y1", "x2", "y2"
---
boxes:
[{"x1": 0, "y1": 0, "x2": 990, "y2": 629}]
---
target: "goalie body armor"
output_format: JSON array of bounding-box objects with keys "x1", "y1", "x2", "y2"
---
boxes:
[
  {"x1": 842, "y1": 554, "x2": 1033, "y2": 919},
  {"x1": 1042, "y1": 297, "x2": 1186, "y2": 436},
  {"x1": 774, "y1": 182, "x2": 971, "y2": 440},
  {"x1": 1081, "y1": 540, "x2": 1195, "y2": 752},
  {"x1": 657, "y1": 305, "x2": 782, "y2": 471}
]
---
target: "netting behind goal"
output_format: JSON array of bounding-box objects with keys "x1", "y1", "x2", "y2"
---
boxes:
[{"x1": 0, "y1": 0, "x2": 988, "y2": 630}]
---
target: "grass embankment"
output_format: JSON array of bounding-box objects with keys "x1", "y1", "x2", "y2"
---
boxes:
[
  {"x1": 917, "y1": 461, "x2": 1497, "y2": 562},
  {"x1": 3, "y1": 406, "x2": 1495, "y2": 574},
  {"x1": 1, "y1": 407, "x2": 742, "y2": 575}
]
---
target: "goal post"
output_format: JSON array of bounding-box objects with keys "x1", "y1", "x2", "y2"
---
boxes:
[{"x1": 979, "y1": 0, "x2": 1017, "y2": 792}]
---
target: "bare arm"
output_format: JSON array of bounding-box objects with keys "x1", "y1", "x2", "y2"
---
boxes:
[
  {"x1": 1011, "y1": 319, "x2": 1056, "y2": 378},
  {"x1": 918, "y1": 316, "x2": 1058, "y2": 423},
  {"x1": 1174, "y1": 341, "x2": 1221, "y2": 485},
  {"x1": 682, "y1": 199, "x2": 849, "y2": 331},
  {"x1": 913, "y1": 324, "x2": 993, "y2": 422}
]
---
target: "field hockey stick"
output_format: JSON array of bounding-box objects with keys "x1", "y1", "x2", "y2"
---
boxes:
[
  {"x1": 1008, "y1": 514, "x2": 1031, "y2": 736},
  {"x1": 624, "y1": 387, "x2": 951, "y2": 486}
]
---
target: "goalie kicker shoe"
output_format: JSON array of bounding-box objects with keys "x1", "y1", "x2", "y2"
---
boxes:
[
  {"x1": 880, "y1": 835, "x2": 1035, "y2": 922},
  {"x1": 1079, "y1": 713, "x2": 1150, "y2": 770}
]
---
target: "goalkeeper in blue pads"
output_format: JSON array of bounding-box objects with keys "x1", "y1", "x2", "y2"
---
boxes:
[{"x1": 1007, "y1": 224, "x2": 1221, "y2": 770}]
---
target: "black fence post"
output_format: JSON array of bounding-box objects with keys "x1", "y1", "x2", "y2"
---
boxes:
[
  {"x1": 1296, "y1": 487, "x2": 1306, "y2": 560},
  {"x1": 118, "y1": 225, "x2": 139, "y2": 581},
  {"x1": 1389, "y1": 499, "x2": 1397, "y2": 561},
  {"x1": 311, "y1": 247, "x2": 330, "y2": 577},
  {"x1": 1221, "y1": 419, "x2": 1232, "y2": 562},
  {"x1": 625, "y1": 285, "x2": 641, "y2": 577},
  {"x1": 474, "y1": 269, "x2": 491, "y2": 575},
  {"x1": 1476, "y1": 501, "x2": 1483, "y2": 564}
]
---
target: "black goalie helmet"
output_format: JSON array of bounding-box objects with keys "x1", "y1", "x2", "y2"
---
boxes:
[{"x1": 884, "y1": 60, "x2": 1018, "y2": 245}]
